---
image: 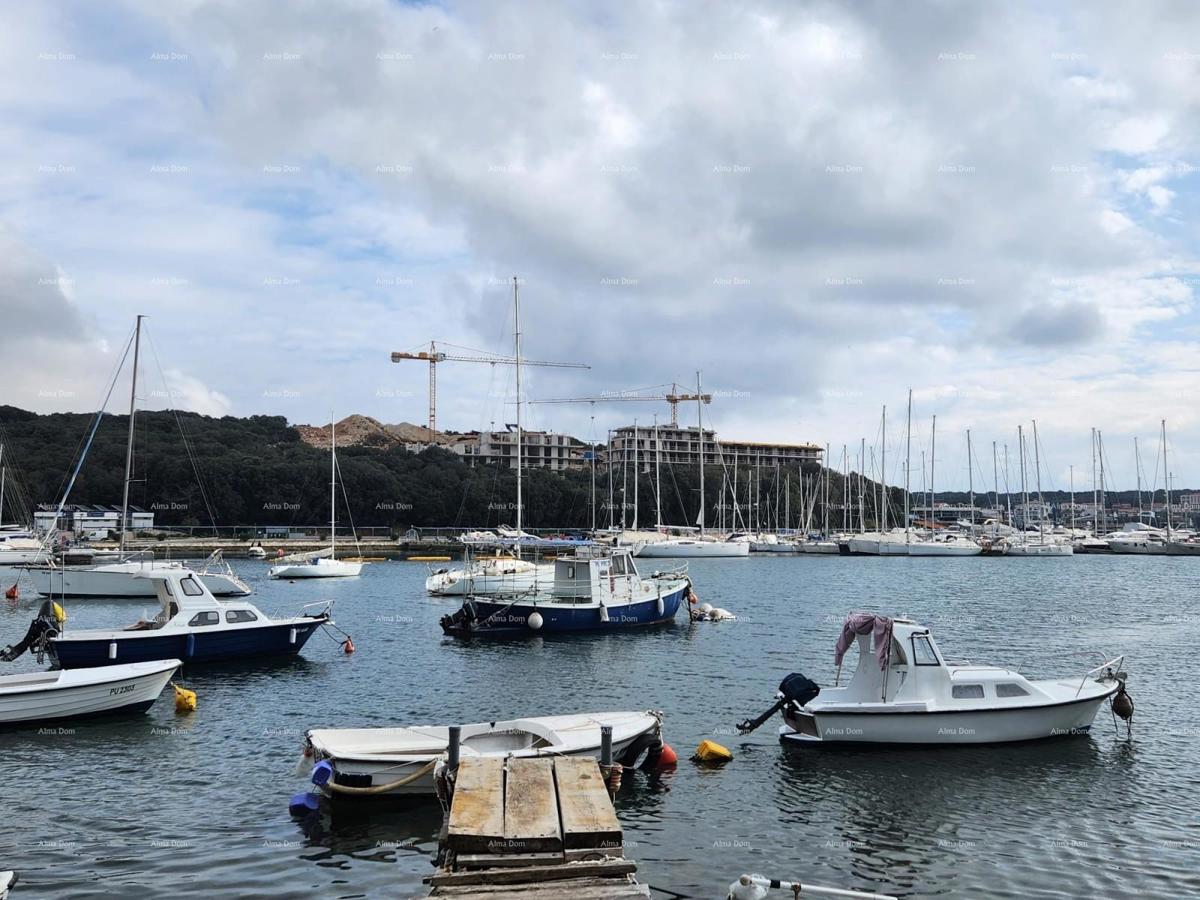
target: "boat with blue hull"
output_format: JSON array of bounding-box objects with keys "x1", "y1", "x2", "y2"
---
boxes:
[
  {"x1": 440, "y1": 547, "x2": 690, "y2": 637},
  {"x1": 3, "y1": 569, "x2": 332, "y2": 669}
]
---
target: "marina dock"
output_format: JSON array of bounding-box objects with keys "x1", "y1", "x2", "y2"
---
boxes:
[{"x1": 425, "y1": 756, "x2": 647, "y2": 900}]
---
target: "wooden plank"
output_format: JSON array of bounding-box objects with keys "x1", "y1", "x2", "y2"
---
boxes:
[
  {"x1": 502, "y1": 758, "x2": 562, "y2": 853},
  {"x1": 427, "y1": 859, "x2": 637, "y2": 888},
  {"x1": 447, "y1": 758, "x2": 506, "y2": 854},
  {"x1": 431, "y1": 883, "x2": 649, "y2": 900},
  {"x1": 455, "y1": 851, "x2": 564, "y2": 869},
  {"x1": 553, "y1": 757, "x2": 623, "y2": 850},
  {"x1": 563, "y1": 846, "x2": 623, "y2": 862}
]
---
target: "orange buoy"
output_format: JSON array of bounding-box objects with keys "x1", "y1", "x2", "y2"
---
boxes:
[
  {"x1": 5, "y1": 583, "x2": 18, "y2": 600},
  {"x1": 687, "y1": 590, "x2": 699, "y2": 605},
  {"x1": 342, "y1": 638, "x2": 355, "y2": 655},
  {"x1": 655, "y1": 743, "x2": 678, "y2": 768}
]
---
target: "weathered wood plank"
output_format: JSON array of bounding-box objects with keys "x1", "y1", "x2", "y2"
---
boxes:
[
  {"x1": 563, "y1": 846, "x2": 623, "y2": 862},
  {"x1": 427, "y1": 859, "x2": 637, "y2": 888},
  {"x1": 447, "y1": 758, "x2": 506, "y2": 854},
  {"x1": 455, "y1": 851, "x2": 564, "y2": 869},
  {"x1": 430, "y1": 883, "x2": 649, "y2": 900},
  {"x1": 553, "y1": 757, "x2": 623, "y2": 850},
  {"x1": 502, "y1": 758, "x2": 562, "y2": 853}
]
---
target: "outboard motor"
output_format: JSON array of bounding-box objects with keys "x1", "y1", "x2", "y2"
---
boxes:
[
  {"x1": 0, "y1": 601, "x2": 60, "y2": 663},
  {"x1": 737, "y1": 673, "x2": 820, "y2": 734}
]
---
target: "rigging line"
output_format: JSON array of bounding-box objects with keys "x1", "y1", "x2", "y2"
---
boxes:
[
  {"x1": 142, "y1": 327, "x2": 220, "y2": 531},
  {"x1": 332, "y1": 452, "x2": 364, "y2": 554},
  {"x1": 45, "y1": 332, "x2": 136, "y2": 555}
]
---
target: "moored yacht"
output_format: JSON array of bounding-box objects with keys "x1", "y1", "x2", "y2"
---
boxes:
[
  {"x1": 425, "y1": 551, "x2": 554, "y2": 596},
  {"x1": 740, "y1": 613, "x2": 1127, "y2": 745},
  {"x1": 27, "y1": 550, "x2": 251, "y2": 597}
]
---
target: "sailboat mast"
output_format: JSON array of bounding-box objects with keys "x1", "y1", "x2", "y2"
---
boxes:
[
  {"x1": 1135, "y1": 436, "x2": 1142, "y2": 522},
  {"x1": 513, "y1": 277, "x2": 523, "y2": 545},
  {"x1": 119, "y1": 315, "x2": 143, "y2": 556},
  {"x1": 1018, "y1": 426, "x2": 1028, "y2": 540},
  {"x1": 1032, "y1": 420, "x2": 1044, "y2": 542},
  {"x1": 859, "y1": 438, "x2": 865, "y2": 533},
  {"x1": 607, "y1": 429, "x2": 614, "y2": 530},
  {"x1": 842, "y1": 444, "x2": 849, "y2": 533},
  {"x1": 929, "y1": 414, "x2": 936, "y2": 536},
  {"x1": 0, "y1": 444, "x2": 5, "y2": 528},
  {"x1": 967, "y1": 429, "x2": 974, "y2": 528},
  {"x1": 696, "y1": 371, "x2": 705, "y2": 534},
  {"x1": 992, "y1": 440, "x2": 999, "y2": 525},
  {"x1": 330, "y1": 413, "x2": 337, "y2": 559},
  {"x1": 632, "y1": 421, "x2": 639, "y2": 531},
  {"x1": 904, "y1": 391, "x2": 912, "y2": 543},
  {"x1": 1091, "y1": 428, "x2": 1098, "y2": 535},
  {"x1": 1098, "y1": 429, "x2": 1107, "y2": 534},
  {"x1": 1162, "y1": 419, "x2": 1172, "y2": 539},
  {"x1": 590, "y1": 414, "x2": 596, "y2": 532},
  {"x1": 654, "y1": 416, "x2": 662, "y2": 528},
  {"x1": 1004, "y1": 444, "x2": 1013, "y2": 526},
  {"x1": 1070, "y1": 464, "x2": 1075, "y2": 531},
  {"x1": 823, "y1": 443, "x2": 830, "y2": 537},
  {"x1": 881, "y1": 407, "x2": 887, "y2": 532}
]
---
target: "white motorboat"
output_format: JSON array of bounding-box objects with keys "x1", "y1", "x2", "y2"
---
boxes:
[
  {"x1": 0, "y1": 530, "x2": 47, "y2": 566},
  {"x1": 3, "y1": 569, "x2": 333, "y2": 669},
  {"x1": 635, "y1": 537, "x2": 750, "y2": 558},
  {"x1": 269, "y1": 417, "x2": 366, "y2": 580},
  {"x1": 298, "y1": 710, "x2": 667, "y2": 797},
  {"x1": 425, "y1": 552, "x2": 554, "y2": 596},
  {"x1": 0, "y1": 871, "x2": 14, "y2": 899},
  {"x1": 797, "y1": 539, "x2": 840, "y2": 554},
  {"x1": 906, "y1": 533, "x2": 983, "y2": 557},
  {"x1": 27, "y1": 550, "x2": 251, "y2": 598},
  {"x1": 1106, "y1": 527, "x2": 1168, "y2": 555},
  {"x1": 246, "y1": 543, "x2": 267, "y2": 559},
  {"x1": 846, "y1": 530, "x2": 911, "y2": 556},
  {"x1": 740, "y1": 613, "x2": 1127, "y2": 745},
  {"x1": 0, "y1": 658, "x2": 179, "y2": 725},
  {"x1": 1003, "y1": 537, "x2": 1074, "y2": 557}
]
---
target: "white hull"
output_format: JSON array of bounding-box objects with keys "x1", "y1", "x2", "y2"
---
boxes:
[
  {"x1": 906, "y1": 540, "x2": 983, "y2": 557},
  {"x1": 1005, "y1": 541, "x2": 1074, "y2": 557},
  {"x1": 1107, "y1": 541, "x2": 1168, "y2": 555},
  {"x1": 846, "y1": 535, "x2": 910, "y2": 556},
  {"x1": 782, "y1": 689, "x2": 1114, "y2": 745},
  {"x1": 797, "y1": 541, "x2": 840, "y2": 554},
  {"x1": 635, "y1": 540, "x2": 749, "y2": 558},
  {"x1": 302, "y1": 710, "x2": 662, "y2": 796},
  {"x1": 425, "y1": 563, "x2": 554, "y2": 596},
  {"x1": 0, "y1": 549, "x2": 47, "y2": 566},
  {"x1": 29, "y1": 563, "x2": 250, "y2": 597},
  {"x1": 270, "y1": 559, "x2": 363, "y2": 579},
  {"x1": 0, "y1": 659, "x2": 178, "y2": 724}
]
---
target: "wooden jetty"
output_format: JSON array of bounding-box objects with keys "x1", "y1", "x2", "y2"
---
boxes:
[{"x1": 425, "y1": 755, "x2": 648, "y2": 899}]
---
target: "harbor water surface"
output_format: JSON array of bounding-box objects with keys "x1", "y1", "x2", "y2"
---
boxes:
[{"x1": 3, "y1": 555, "x2": 1199, "y2": 898}]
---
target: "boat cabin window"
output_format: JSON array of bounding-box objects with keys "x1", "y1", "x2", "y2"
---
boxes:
[
  {"x1": 610, "y1": 554, "x2": 630, "y2": 576},
  {"x1": 996, "y1": 683, "x2": 1030, "y2": 698},
  {"x1": 226, "y1": 609, "x2": 258, "y2": 623},
  {"x1": 566, "y1": 565, "x2": 576, "y2": 579},
  {"x1": 187, "y1": 611, "x2": 220, "y2": 627},
  {"x1": 180, "y1": 576, "x2": 205, "y2": 597},
  {"x1": 951, "y1": 684, "x2": 985, "y2": 699},
  {"x1": 910, "y1": 634, "x2": 940, "y2": 666}
]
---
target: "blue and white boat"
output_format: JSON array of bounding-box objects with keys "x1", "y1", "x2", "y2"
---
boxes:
[
  {"x1": 440, "y1": 546, "x2": 691, "y2": 637},
  {"x1": 4, "y1": 568, "x2": 332, "y2": 668}
]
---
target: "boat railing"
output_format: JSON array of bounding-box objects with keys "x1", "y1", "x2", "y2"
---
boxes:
[
  {"x1": 298, "y1": 599, "x2": 335, "y2": 619},
  {"x1": 647, "y1": 562, "x2": 689, "y2": 580},
  {"x1": 1075, "y1": 655, "x2": 1126, "y2": 697}
]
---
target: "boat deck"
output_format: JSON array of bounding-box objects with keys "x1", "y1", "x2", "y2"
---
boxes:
[{"x1": 425, "y1": 756, "x2": 648, "y2": 899}]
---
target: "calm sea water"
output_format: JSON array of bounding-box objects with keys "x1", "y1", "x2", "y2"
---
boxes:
[{"x1": 2, "y1": 555, "x2": 1198, "y2": 899}]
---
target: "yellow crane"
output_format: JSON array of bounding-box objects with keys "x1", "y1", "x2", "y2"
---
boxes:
[{"x1": 390, "y1": 341, "x2": 589, "y2": 432}]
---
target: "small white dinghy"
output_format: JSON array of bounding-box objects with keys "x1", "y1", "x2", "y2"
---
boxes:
[
  {"x1": 0, "y1": 658, "x2": 179, "y2": 725},
  {"x1": 0, "y1": 871, "x2": 15, "y2": 899},
  {"x1": 739, "y1": 614, "x2": 1129, "y2": 746},
  {"x1": 297, "y1": 710, "x2": 666, "y2": 797}
]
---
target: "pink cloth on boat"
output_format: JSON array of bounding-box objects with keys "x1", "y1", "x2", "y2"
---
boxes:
[{"x1": 834, "y1": 613, "x2": 894, "y2": 670}]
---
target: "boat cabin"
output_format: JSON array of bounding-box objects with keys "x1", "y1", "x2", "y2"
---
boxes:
[
  {"x1": 832, "y1": 618, "x2": 1049, "y2": 709},
  {"x1": 551, "y1": 546, "x2": 642, "y2": 602},
  {"x1": 126, "y1": 568, "x2": 265, "y2": 632}
]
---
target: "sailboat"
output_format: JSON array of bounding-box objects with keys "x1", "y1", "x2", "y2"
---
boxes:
[
  {"x1": 908, "y1": 418, "x2": 982, "y2": 557},
  {"x1": 0, "y1": 446, "x2": 48, "y2": 566},
  {"x1": 269, "y1": 417, "x2": 364, "y2": 579},
  {"x1": 847, "y1": 400, "x2": 911, "y2": 555},
  {"x1": 634, "y1": 373, "x2": 748, "y2": 558},
  {"x1": 1003, "y1": 422, "x2": 1072, "y2": 557},
  {"x1": 25, "y1": 316, "x2": 250, "y2": 598}
]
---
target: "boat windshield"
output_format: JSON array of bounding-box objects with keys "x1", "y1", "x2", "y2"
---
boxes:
[{"x1": 911, "y1": 634, "x2": 940, "y2": 666}]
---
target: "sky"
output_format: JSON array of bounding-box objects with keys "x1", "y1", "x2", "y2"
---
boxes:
[{"x1": 1, "y1": 0, "x2": 1198, "y2": 492}]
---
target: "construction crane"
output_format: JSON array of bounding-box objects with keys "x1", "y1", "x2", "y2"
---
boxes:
[
  {"x1": 390, "y1": 341, "x2": 589, "y2": 432},
  {"x1": 527, "y1": 383, "x2": 712, "y2": 427}
]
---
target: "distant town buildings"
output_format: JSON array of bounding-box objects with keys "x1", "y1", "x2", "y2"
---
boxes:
[
  {"x1": 34, "y1": 505, "x2": 155, "y2": 538},
  {"x1": 608, "y1": 424, "x2": 823, "y2": 469}
]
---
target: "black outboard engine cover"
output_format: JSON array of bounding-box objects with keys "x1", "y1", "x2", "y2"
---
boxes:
[
  {"x1": 0, "y1": 602, "x2": 59, "y2": 663},
  {"x1": 778, "y1": 672, "x2": 820, "y2": 707}
]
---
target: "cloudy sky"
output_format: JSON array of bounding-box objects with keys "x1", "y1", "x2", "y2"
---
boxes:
[{"x1": 2, "y1": 0, "x2": 1198, "y2": 491}]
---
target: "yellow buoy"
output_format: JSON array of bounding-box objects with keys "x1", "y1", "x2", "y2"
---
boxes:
[
  {"x1": 692, "y1": 739, "x2": 733, "y2": 764},
  {"x1": 172, "y1": 683, "x2": 197, "y2": 714},
  {"x1": 408, "y1": 555, "x2": 451, "y2": 562},
  {"x1": 51, "y1": 601, "x2": 67, "y2": 624}
]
